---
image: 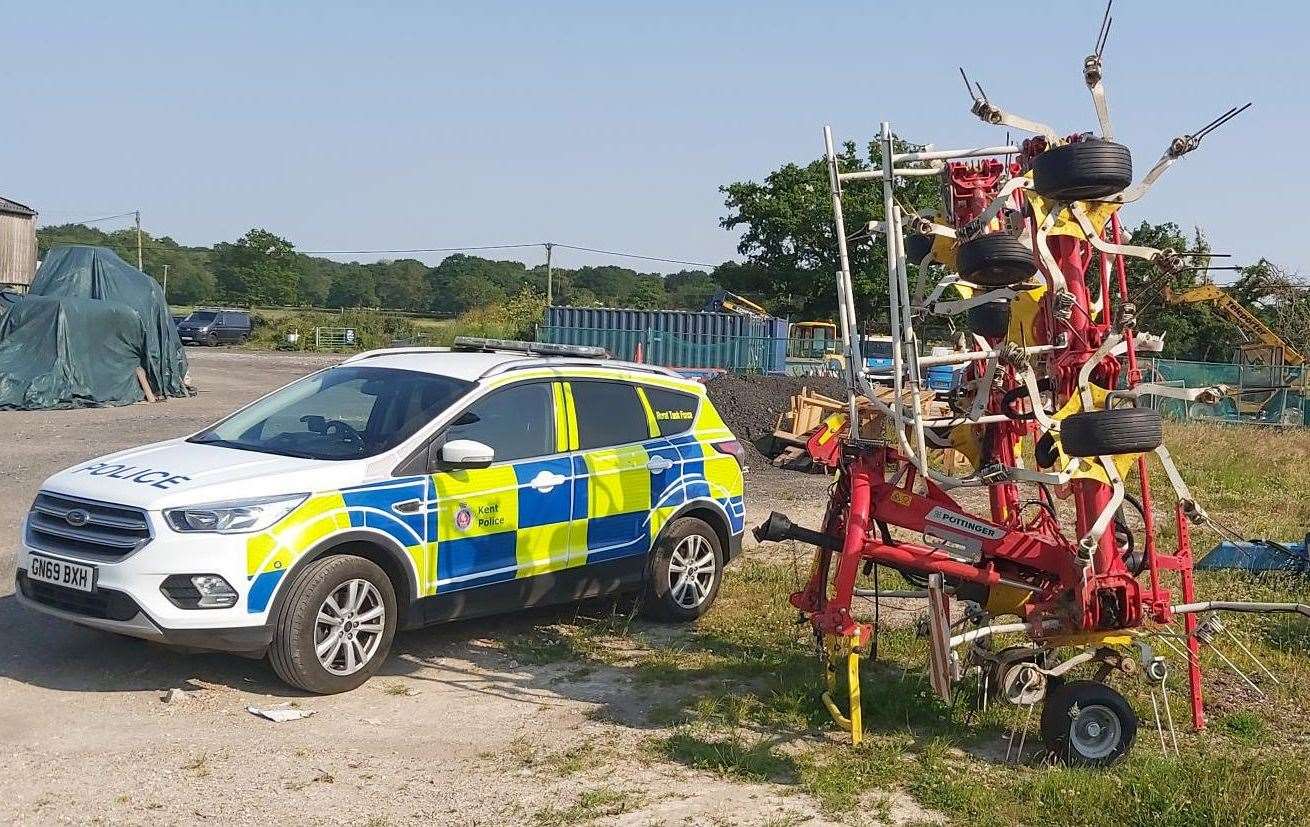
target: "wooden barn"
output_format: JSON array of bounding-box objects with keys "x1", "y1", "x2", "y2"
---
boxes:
[{"x1": 0, "y1": 195, "x2": 38, "y2": 290}]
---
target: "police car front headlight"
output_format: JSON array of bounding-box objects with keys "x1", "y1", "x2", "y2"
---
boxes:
[{"x1": 164, "y1": 493, "x2": 308, "y2": 534}]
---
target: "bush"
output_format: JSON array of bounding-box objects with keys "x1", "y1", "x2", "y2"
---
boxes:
[
  {"x1": 242, "y1": 290, "x2": 546, "y2": 351},
  {"x1": 248, "y1": 310, "x2": 424, "y2": 351}
]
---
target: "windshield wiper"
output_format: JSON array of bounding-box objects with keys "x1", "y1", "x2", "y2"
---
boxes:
[{"x1": 189, "y1": 436, "x2": 322, "y2": 460}]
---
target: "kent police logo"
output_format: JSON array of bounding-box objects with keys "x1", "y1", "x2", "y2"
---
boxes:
[{"x1": 454, "y1": 503, "x2": 473, "y2": 532}]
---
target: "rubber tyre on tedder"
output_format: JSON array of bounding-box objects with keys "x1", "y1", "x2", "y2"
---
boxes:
[
  {"x1": 956, "y1": 233, "x2": 1036, "y2": 287},
  {"x1": 1060, "y1": 407, "x2": 1163, "y2": 457},
  {"x1": 905, "y1": 232, "x2": 935, "y2": 263},
  {"x1": 1040, "y1": 680, "x2": 1137, "y2": 766},
  {"x1": 1032, "y1": 140, "x2": 1133, "y2": 201},
  {"x1": 966, "y1": 299, "x2": 1011, "y2": 339}
]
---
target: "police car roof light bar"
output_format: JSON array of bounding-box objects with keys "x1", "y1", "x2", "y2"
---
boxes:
[{"x1": 451, "y1": 337, "x2": 609, "y2": 359}]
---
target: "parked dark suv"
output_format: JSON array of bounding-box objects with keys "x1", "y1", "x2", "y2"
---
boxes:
[{"x1": 177, "y1": 309, "x2": 252, "y2": 346}]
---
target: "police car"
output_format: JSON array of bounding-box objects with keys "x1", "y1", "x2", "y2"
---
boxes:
[{"x1": 15, "y1": 338, "x2": 747, "y2": 693}]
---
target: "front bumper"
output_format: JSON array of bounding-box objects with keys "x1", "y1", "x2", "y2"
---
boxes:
[
  {"x1": 16, "y1": 572, "x2": 274, "y2": 653},
  {"x1": 15, "y1": 509, "x2": 276, "y2": 654}
]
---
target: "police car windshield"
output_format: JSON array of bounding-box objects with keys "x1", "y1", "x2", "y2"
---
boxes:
[{"x1": 190, "y1": 366, "x2": 473, "y2": 460}]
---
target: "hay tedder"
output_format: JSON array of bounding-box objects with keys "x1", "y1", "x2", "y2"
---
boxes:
[{"x1": 754, "y1": 4, "x2": 1310, "y2": 765}]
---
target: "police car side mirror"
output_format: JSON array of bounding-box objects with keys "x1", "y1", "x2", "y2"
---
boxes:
[{"x1": 438, "y1": 439, "x2": 495, "y2": 469}]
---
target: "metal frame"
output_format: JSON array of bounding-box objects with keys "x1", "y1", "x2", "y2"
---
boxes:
[{"x1": 781, "y1": 6, "x2": 1291, "y2": 756}]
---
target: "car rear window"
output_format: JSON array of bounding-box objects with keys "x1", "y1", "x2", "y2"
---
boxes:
[
  {"x1": 571, "y1": 381, "x2": 650, "y2": 449},
  {"x1": 443, "y1": 382, "x2": 555, "y2": 463},
  {"x1": 642, "y1": 386, "x2": 699, "y2": 436}
]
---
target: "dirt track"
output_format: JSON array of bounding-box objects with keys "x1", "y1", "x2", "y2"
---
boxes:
[{"x1": 0, "y1": 349, "x2": 869, "y2": 826}]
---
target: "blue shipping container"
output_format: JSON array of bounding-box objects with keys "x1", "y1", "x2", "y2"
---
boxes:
[{"x1": 540, "y1": 306, "x2": 789, "y2": 373}]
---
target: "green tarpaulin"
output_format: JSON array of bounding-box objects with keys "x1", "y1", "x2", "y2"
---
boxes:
[{"x1": 0, "y1": 245, "x2": 190, "y2": 410}]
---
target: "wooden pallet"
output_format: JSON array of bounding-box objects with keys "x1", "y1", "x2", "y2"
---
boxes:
[{"x1": 773, "y1": 385, "x2": 964, "y2": 470}]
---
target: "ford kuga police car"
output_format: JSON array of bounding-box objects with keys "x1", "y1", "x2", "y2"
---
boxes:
[{"x1": 15, "y1": 338, "x2": 747, "y2": 693}]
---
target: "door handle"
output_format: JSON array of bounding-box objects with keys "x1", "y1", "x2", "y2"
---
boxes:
[
  {"x1": 530, "y1": 470, "x2": 568, "y2": 493},
  {"x1": 646, "y1": 456, "x2": 674, "y2": 473}
]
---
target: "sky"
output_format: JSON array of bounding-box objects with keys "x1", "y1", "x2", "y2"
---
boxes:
[{"x1": 3, "y1": 1, "x2": 1307, "y2": 279}]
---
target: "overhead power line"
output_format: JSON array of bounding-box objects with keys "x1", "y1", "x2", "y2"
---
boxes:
[
  {"x1": 41, "y1": 210, "x2": 138, "y2": 225},
  {"x1": 298, "y1": 243, "x2": 542, "y2": 255},
  {"x1": 299, "y1": 242, "x2": 715, "y2": 268},
  {"x1": 38, "y1": 221, "x2": 722, "y2": 270},
  {"x1": 548, "y1": 243, "x2": 714, "y2": 269}
]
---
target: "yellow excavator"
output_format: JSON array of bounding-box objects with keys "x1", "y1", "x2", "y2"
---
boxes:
[
  {"x1": 1164, "y1": 281, "x2": 1306, "y2": 422},
  {"x1": 1164, "y1": 281, "x2": 1304, "y2": 367}
]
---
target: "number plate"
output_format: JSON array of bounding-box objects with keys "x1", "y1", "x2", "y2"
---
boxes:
[{"x1": 27, "y1": 554, "x2": 96, "y2": 593}]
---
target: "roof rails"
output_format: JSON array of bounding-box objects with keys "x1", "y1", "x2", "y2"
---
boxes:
[
  {"x1": 452, "y1": 336, "x2": 608, "y2": 359},
  {"x1": 478, "y1": 357, "x2": 681, "y2": 380}
]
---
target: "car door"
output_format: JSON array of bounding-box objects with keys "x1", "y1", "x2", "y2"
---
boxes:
[
  {"x1": 426, "y1": 380, "x2": 568, "y2": 593},
  {"x1": 565, "y1": 379, "x2": 668, "y2": 567}
]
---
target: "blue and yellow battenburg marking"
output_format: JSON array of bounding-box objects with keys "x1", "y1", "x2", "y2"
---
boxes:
[{"x1": 243, "y1": 379, "x2": 745, "y2": 613}]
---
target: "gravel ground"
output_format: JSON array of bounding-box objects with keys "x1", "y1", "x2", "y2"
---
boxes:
[{"x1": 0, "y1": 349, "x2": 898, "y2": 827}]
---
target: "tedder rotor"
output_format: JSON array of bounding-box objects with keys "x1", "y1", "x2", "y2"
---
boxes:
[{"x1": 754, "y1": 3, "x2": 1308, "y2": 766}]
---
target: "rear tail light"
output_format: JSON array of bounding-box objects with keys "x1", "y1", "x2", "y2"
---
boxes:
[{"x1": 713, "y1": 439, "x2": 747, "y2": 468}]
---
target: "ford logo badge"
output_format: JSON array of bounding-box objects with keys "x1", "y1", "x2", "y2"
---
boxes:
[{"x1": 65, "y1": 509, "x2": 90, "y2": 528}]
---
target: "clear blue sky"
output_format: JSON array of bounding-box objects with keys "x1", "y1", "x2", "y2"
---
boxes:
[{"x1": 3, "y1": 1, "x2": 1306, "y2": 277}]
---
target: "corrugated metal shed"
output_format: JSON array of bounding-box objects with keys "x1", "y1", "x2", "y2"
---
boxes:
[
  {"x1": 541, "y1": 305, "x2": 790, "y2": 373},
  {"x1": 0, "y1": 195, "x2": 38, "y2": 288}
]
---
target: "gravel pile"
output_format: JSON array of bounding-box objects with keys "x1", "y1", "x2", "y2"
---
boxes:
[{"x1": 705, "y1": 373, "x2": 847, "y2": 470}]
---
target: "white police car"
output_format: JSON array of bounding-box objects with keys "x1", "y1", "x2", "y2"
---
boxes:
[{"x1": 15, "y1": 338, "x2": 747, "y2": 692}]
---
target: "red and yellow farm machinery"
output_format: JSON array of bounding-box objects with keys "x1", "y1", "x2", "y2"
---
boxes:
[{"x1": 755, "y1": 4, "x2": 1308, "y2": 765}]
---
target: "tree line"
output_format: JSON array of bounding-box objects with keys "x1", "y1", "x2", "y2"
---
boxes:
[
  {"x1": 35, "y1": 224, "x2": 724, "y2": 315},
  {"x1": 36, "y1": 134, "x2": 1309, "y2": 363}
]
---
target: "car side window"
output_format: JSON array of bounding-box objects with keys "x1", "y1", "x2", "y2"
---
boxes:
[
  {"x1": 443, "y1": 382, "x2": 555, "y2": 463},
  {"x1": 642, "y1": 386, "x2": 699, "y2": 436},
  {"x1": 571, "y1": 381, "x2": 650, "y2": 450}
]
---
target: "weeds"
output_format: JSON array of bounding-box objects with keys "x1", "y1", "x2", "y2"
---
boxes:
[{"x1": 532, "y1": 786, "x2": 641, "y2": 826}]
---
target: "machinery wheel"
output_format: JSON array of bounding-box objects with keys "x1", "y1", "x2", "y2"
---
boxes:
[
  {"x1": 1032, "y1": 140, "x2": 1133, "y2": 201},
  {"x1": 966, "y1": 299, "x2": 1011, "y2": 339},
  {"x1": 1060, "y1": 407, "x2": 1162, "y2": 457},
  {"x1": 1040, "y1": 680, "x2": 1137, "y2": 766},
  {"x1": 640, "y1": 517, "x2": 724, "y2": 622},
  {"x1": 905, "y1": 233, "x2": 935, "y2": 263},
  {"x1": 956, "y1": 233, "x2": 1036, "y2": 286}
]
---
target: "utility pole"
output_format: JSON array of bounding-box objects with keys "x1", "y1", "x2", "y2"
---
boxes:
[
  {"x1": 135, "y1": 211, "x2": 143, "y2": 270},
  {"x1": 544, "y1": 242, "x2": 554, "y2": 307},
  {"x1": 162, "y1": 264, "x2": 170, "y2": 302}
]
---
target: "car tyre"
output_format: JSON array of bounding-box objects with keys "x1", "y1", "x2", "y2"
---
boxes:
[
  {"x1": 640, "y1": 517, "x2": 723, "y2": 622},
  {"x1": 1060, "y1": 407, "x2": 1163, "y2": 457},
  {"x1": 268, "y1": 555, "x2": 397, "y2": 694}
]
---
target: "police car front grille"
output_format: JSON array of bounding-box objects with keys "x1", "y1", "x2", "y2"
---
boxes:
[{"x1": 26, "y1": 492, "x2": 153, "y2": 562}]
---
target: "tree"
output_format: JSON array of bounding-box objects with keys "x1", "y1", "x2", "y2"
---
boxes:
[
  {"x1": 326, "y1": 265, "x2": 378, "y2": 308},
  {"x1": 211, "y1": 229, "x2": 299, "y2": 305},
  {"x1": 372, "y1": 258, "x2": 429, "y2": 309},
  {"x1": 427, "y1": 254, "x2": 534, "y2": 313},
  {"x1": 664, "y1": 269, "x2": 719, "y2": 310},
  {"x1": 719, "y1": 137, "x2": 942, "y2": 323},
  {"x1": 1120, "y1": 221, "x2": 1245, "y2": 361}
]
